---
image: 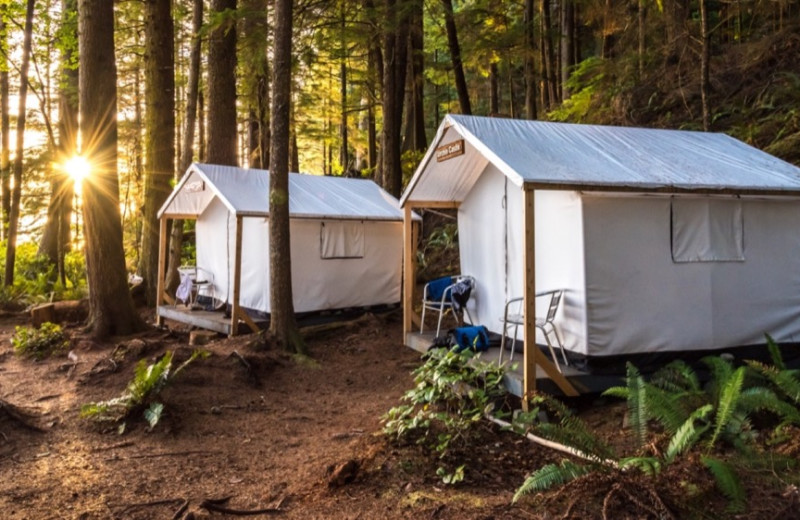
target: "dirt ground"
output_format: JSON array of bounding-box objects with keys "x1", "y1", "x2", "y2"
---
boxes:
[
  {"x1": 0, "y1": 309, "x2": 561, "y2": 520},
  {"x1": 2, "y1": 309, "x2": 799, "y2": 519}
]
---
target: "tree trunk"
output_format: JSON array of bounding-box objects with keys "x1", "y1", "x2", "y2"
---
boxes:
[
  {"x1": 4, "y1": 0, "x2": 35, "y2": 287},
  {"x1": 269, "y1": 0, "x2": 304, "y2": 353},
  {"x1": 0, "y1": 9, "x2": 8, "y2": 240},
  {"x1": 441, "y1": 0, "x2": 471, "y2": 115},
  {"x1": 637, "y1": 0, "x2": 646, "y2": 78},
  {"x1": 381, "y1": 0, "x2": 410, "y2": 197},
  {"x1": 166, "y1": 0, "x2": 204, "y2": 296},
  {"x1": 139, "y1": 0, "x2": 175, "y2": 307},
  {"x1": 242, "y1": 0, "x2": 269, "y2": 169},
  {"x1": 404, "y1": 0, "x2": 426, "y2": 151},
  {"x1": 207, "y1": 0, "x2": 238, "y2": 165},
  {"x1": 523, "y1": 0, "x2": 537, "y2": 119},
  {"x1": 561, "y1": 0, "x2": 574, "y2": 100},
  {"x1": 541, "y1": 0, "x2": 557, "y2": 107},
  {"x1": 489, "y1": 62, "x2": 499, "y2": 114},
  {"x1": 78, "y1": 0, "x2": 144, "y2": 337},
  {"x1": 700, "y1": 0, "x2": 710, "y2": 131},
  {"x1": 364, "y1": 0, "x2": 382, "y2": 179},
  {"x1": 340, "y1": 49, "x2": 349, "y2": 175},
  {"x1": 39, "y1": 0, "x2": 78, "y2": 285}
]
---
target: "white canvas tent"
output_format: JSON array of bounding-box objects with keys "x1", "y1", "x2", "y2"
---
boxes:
[
  {"x1": 157, "y1": 163, "x2": 415, "y2": 334},
  {"x1": 401, "y1": 114, "x2": 800, "y2": 395}
]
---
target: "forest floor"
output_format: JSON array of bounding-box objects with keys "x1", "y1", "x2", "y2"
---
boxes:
[{"x1": 1, "y1": 308, "x2": 799, "y2": 519}]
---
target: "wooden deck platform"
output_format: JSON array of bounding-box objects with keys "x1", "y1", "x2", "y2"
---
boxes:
[
  {"x1": 405, "y1": 332, "x2": 622, "y2": 396},
  {"x1": 157, "y1": 305, "x2": 267, "y2": 336}
]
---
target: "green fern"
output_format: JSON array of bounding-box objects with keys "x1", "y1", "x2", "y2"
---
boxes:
[
  {"x1": 765, "y1": 334, "x2": 786, "y2": 370},
  {"x1": 748, "y1": 360, "x2": 800, "y2": 404},
  {"x1": 701, "y1": 456, "x2": 746, "y2": 512},
  {"x1": 665, "y1": 404, "x2": 712, "y2": 463},
  {"x1": 513, "y1": 460, "x2": 591, "y2": 502},
  {"x1": 619, "y1": 456, "x2": 662, "y2": 476},
  {"x1": 650, "y1": 359, "x2": 702, "y2": 394},
  {"x1": 529, "y1": 395, "x2": 617, "y2": 463},
  {"x1": 703, "y1": 356, "x2": 734, "y2": 400},
  {"x1": 708, "y1": 366, "x2": 746, "y2": 449},
  {"x1": 603, "y1": 363, "x2": 648, "y2": 446}
]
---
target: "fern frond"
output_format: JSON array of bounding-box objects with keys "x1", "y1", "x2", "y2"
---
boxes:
[
  {"x1": 665, "y1": 404, "x2": 712, "y2": 463},
  {"x1": 531, "y1": 394, "x2": 617, "y2": 462},
  {"x1": 701, "y1": 456, "x2": 746, "y2": 512},
  {"x1": 619, "y1": 456, "x2": 662, "y2": 476},
  {"x1": 513, "y1": 460, "x2": 591, "y2": 502},
  {"x1": 601, "y1": 386, "x2": 629, "y2": 399},
  {"x1": 643, "y1": 383, "x2": 693, "y2": 434},
  {"x1": 651, "y1": 359, "x2": 701, "y2": 393},
  {"x1": 624, "y1": 362, "x2": 649, "y2": 447},
  {"x1": 765, "y1": 334, "x2": 786, "y2": 370},
  {"x1": 703, "y1": 356, "x2": 734, "y2": 400},
  {"x1": 748, "y1": 360, "x2": 800, "y2": 404},
  {"x1": 738, "y1": 386, "x2": 800, "y2": 424},
  {"x1": 708, "y1": 366, "x2": 745, "y2": 449}
]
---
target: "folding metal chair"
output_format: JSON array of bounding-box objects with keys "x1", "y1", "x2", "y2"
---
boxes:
[
  {"x1": 498, "y1": 289, "x2": 568, "y2": 371},
  {"x1": 420, "y1": 275, "x2": 475, "y2": 337}
]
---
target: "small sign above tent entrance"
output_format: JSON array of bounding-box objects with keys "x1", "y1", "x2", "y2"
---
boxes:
[{"x1": 435, "y1": 139, "x2": 464, "y2": 162}]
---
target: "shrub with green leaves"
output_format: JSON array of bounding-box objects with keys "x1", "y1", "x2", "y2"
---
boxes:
[
  {"x1": 81, "y1": 349, "x2": 208, "y2": 430},
  {"x1": 12, "y1": 322, "x2": 69, "y2": 360},
  {"x1": 383, "y1": 347, "x2": 509, "y2": 484}
]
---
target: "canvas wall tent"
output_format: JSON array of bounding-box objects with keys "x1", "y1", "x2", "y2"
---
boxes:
[
  {"x1": 401, "y1": 114, "x2": 800, "y2": 396},
  {"x1": 157, "y1": 163, "x2": 417, "y2": 334}
]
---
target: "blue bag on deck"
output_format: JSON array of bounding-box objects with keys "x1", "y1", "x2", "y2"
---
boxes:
[{"x1": 453, "y1": 325, "x2": 490, "y2": 353}]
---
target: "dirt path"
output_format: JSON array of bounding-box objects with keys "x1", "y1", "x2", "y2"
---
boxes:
[{"x1": 0, "y1": 312, "x2": 550, "y2": 519}]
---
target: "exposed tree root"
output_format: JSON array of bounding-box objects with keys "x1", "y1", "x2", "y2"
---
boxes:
[{"x1": 0, "y1": 398, "x2": 46, "y2": 432}]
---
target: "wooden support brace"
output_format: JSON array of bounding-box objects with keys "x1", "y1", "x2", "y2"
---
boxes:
[
  {"x1": 161, "y1": 292, "x2": 176, "y2": 306},
  {"x1": 236, "y1": 308, "x2": 260, "y2": 334}
]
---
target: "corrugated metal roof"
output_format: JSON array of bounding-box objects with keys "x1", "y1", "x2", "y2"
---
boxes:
[
  {"x1": 402, "y1": 115, "x2": 800, "y2": 204},
  {"x1": 159, "y1": 163, "x2": 414, "y2": 221}
]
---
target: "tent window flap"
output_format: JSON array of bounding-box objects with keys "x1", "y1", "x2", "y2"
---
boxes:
[
  {"x1": 320, "y1": 221, "x2": 364, "y2": 259},
  {"x1": 671, "y1": 198, "x2": 744, "y2": 263}
]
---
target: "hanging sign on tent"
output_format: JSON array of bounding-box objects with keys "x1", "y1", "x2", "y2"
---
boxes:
[
  {"x1": 435, "y1": 139, "x2": 464, "y2": 162},
  {"x1": 186, "y1": 181, "x2": 205, "y2": 193}
]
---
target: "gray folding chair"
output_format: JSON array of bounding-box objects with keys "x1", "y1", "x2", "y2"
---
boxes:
[{"x1": 498, "y1": 289, "x2": 568, "y2": 371}]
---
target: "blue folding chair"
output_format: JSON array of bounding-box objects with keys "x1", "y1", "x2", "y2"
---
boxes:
[{"x1": 420, "y1": 275, "x2": 475, "y2": 336}]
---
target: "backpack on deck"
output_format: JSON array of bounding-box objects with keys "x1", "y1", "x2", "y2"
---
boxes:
[{"x1": 453, "y1": 325, "x2": 490, "y2": 353}]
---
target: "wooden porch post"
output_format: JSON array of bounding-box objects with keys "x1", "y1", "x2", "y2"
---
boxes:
[
  {"x1": 522, "y1": 188, "x2": 537, "y2": 404},
  {"x1": 230, "y1": 214, "x2": 244, "y2": 336},
  {"x1": 156, "y1": 217, "x2": 168, "y2": 327},
  {"x1": 403, "y1": 205, "x2": 414, "y2": 339},
  {"x1": 522, "y1": 188, "x2": 579, "y2": 402}
]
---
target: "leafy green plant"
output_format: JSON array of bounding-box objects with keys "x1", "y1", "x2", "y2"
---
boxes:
[
  {"x1": 81, "y1": 350, "x2": 207, "y2": 429},
  {"x1": 383, "y1": 347, "x2": 509, "y2": 484},
  {"x1": 12, "y1": 322, "x2": 69, "y2": 360}
]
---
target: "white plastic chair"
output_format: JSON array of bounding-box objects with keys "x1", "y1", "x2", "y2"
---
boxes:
[
  {"x1": 498, "y1": 289, "x2": 568, "y2": 371},
  {"x1": 420, "y1": 275, "x2": 475, "y2": 337},
  {"x1": 176, "y1": 266, "x2": 215, "y2": 307}
]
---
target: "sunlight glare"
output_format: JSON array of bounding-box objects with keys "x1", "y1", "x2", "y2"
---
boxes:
[{"x1": 65, "y1": 156, "x2": 91, "y2": 184}]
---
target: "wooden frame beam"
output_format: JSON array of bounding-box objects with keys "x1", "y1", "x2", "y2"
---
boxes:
[
  {"x1": 403, "y1": 205, "x2": 414, "y2": 338},
  {"x1": 522, "y1": 188, "x2": 578, "y2": 402},
  {"x1": 405, "y1": 200, "x2": 460, "y2": 209},
  {"x1": 156, "y1": 217, "x2": 168, "y2": 327},
  {"x1": 230, "y1": 215, "x2": 244, "y2": 336}
]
